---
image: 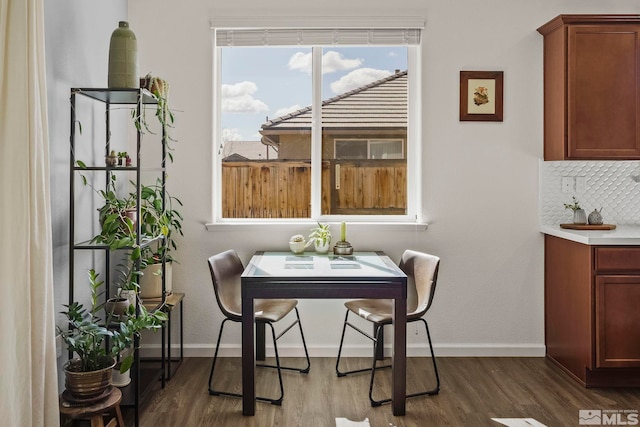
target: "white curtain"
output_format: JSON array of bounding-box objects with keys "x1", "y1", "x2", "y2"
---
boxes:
[{"x1": 0, "y1": 0, "x2": 60, "y2": 425}]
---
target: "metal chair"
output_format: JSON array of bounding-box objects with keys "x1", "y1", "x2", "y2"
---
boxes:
[
  {"x1": 207, "y1": 250, "x2": 310, "y2": 405},
  {"x1": 335, "y1": 249, "x2": 440, "y2": 406}
]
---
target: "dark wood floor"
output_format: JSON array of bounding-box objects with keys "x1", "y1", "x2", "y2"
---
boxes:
[{"x1": 132, "y1": 357, "x2": 640, "y2": 426}]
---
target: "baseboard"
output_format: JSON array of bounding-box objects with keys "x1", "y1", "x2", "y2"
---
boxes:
[{"x1": 139, "y1": 343, "x2": 546, "y2": 359}]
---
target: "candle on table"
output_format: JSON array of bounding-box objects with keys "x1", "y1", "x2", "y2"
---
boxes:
[{"x1": 340, "y1": 221, "x2": 346, "y2": 242}]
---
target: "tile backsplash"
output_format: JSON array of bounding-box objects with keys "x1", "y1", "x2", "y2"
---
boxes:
[{"x1": 539, "y1": 160, "x2": 640, "y2": 226}]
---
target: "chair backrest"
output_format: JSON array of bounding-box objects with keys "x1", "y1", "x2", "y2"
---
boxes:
[
  {"x1": 399, "y1": 250, "x2": 440, "y2": 318},
  {"x1": 207, "y1": 250, "x2": 245, "y2": 321}
]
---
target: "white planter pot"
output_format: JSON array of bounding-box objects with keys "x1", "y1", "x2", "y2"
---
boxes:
[
  {"x1": 314, "y1": 240, "x2": 331, "y2": 254},
  {"x1": 289, "y1": 240, "x2": 306, "y2": 254},
  {"x1": 139, "y1": 262, "x2": 172, "y2": 299},
  {"x1": 112, "y1": 366, "x2": 131, "y2": 387}
]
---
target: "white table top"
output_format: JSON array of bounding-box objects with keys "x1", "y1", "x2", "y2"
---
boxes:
[
  {"x1": 540, "y1": 224, "x2": 640, "y2": 245},
  {"x1": 244, "y1": 251, "x2": 404, "y2": 278}
]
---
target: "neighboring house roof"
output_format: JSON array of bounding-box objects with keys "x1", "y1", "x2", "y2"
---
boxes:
[
  {"x1": 222, "y1": 153, "x2": 250, "y2": 162},
  {"x1": 261, "y1": 70, "x2": 407, "y2": 132},
  {"x1": 223, "y1": 140, "x2": 276, "y2": 160}
]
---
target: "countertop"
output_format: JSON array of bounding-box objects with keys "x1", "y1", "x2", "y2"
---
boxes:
[{"x1": 540, "y1": 224, "x2": 640, "y2": 245}]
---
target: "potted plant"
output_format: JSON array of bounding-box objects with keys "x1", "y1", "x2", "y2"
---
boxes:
[
  {"x1": 76, "y1": 173, "x2": 138, "y2": 253},
  {"x1": 111, "y1": 261, "x2": 140, "y2": 307},
  {"x1": 117, "y1": 151, "x2": 131, "y2": 167},
  {"x1": 564, "y1": 196, "x2": 587, "y2": 224},
  {"x1": 57, "y1": 269, "x2": 167, "y2": 398},
  {"x1": 138, "y1": 178, "x2": 183, "y2": 299},
  {"x1": 306, "y1": 222, "x2": 332, "y2": 254},
  {"x1": 289, "y1": 234, "x2": 306, "y2": 254},
  {"x1": 138, "y1": 73, "x2": 176, "y2": 161}
]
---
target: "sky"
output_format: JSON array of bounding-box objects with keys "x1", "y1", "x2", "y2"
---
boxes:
[{"x1": 220, "y1": 46, "x2": 408, "y2": 144}]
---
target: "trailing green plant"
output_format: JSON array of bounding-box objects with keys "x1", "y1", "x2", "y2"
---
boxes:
[
  {"x1": 306, "y1": 222, "x2": 332, "y2": 247},
  {"x1": 136, "y1": 73, "x2": 176, "y2": 162},
  {"x1": 139, "y1": 177, "x2": 184, "y2": 265},
  {"x1": 57, "y1": 269, "x2": 167, "y2": 373},
  {"x1": 92, "y1": 175, "x2": 139, "y2": 256}
]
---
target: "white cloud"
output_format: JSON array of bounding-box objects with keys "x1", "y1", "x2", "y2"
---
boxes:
[
  {"x1": 274, "y1": 104, "x2": 303, "y2": 118},
  {"x1": 322, "y1": 51, "x2": 362, "y2": 73},
  {"x1": 330, "y1": 68, "x2": 392, "y2": 94},
  {"x1": 288, "y1": 50, "x2": 363, "y2": 74},
  {"x1": 288, "y1": 52, "x2": 312, "y2": 74},
  {"x1": 222, "y1": 128, "x2": 242, "y2": 142},
  {"x1": 221, "y1": 81, "x2": 269, "y2": 113}
]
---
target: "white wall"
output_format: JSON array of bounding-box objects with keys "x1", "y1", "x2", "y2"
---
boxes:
[
  {"x1": 45, "y1": 0, "x2": 127, "y2": 391},
  {"x1": 123, "y1": 0, "x2": 640, "y2": 358},
  {"x1": 45, "y1": 1, "x2": 640, "y2": 366}
]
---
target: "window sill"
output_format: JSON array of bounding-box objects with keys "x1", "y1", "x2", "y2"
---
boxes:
[{"x1": 205, "y1": 221, "x2": 428, "y2": 233}]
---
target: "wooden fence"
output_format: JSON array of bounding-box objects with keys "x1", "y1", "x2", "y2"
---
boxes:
[{"x1": 221, "y1": 159, "x2": 406, "y2": 218}]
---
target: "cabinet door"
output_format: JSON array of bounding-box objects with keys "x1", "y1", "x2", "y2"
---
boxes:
[
  {"x1": 567, "y1": 25, "x2": 640, "y2": 159},
  {"x1": 595, "y1": 275, "x2": 640, "y2": 368}
]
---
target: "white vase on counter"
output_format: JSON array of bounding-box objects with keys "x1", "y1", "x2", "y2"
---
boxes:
[{"x1": 573, "y1": 208, "x2": 587, "y2": 224}]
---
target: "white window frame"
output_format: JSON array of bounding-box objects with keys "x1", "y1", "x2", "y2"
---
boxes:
[{"x1": 208, "y1": 17, "x2": 424, "y2": 226}]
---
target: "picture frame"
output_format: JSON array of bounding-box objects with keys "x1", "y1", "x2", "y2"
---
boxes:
[{"x1": 459, "y1": 71, "x2": 503, "y2": 122}]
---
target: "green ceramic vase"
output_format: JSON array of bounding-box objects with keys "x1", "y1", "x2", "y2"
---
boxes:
[{"x1": 108, "y1": 21, "x2": 138, "y2": 88}]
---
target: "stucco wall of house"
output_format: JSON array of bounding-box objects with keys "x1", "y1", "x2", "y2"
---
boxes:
[{"x1": 279, "y1": 133, "x2": 311, "y2": 160}]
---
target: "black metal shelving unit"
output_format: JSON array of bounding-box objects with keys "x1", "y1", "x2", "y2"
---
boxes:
[{"x1": 68, "y1": 88, "x2": 168, "y2": 427}]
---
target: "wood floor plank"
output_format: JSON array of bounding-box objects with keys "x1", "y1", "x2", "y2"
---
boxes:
[{"x1": 130, "y1": 357, "x2": 640, "y2": 427}]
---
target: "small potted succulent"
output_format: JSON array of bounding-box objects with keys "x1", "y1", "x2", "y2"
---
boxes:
[
  {"x1": 289, "y1": 234, "x2": 306, "y2": 254},
  {"x1": 117, "y1": 151, "x2": 131, "y2": 167},
  {"x1": 306, "y1": 222, "x2": 332, "y2": 254},
  {"x1": 564, "y1": 196, "x2": 587, "y2": 224}
]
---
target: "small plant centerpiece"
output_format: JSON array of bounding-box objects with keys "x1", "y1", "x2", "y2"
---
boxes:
[
  {"x1": 57, "y1": 269, "x2": 167, "y2": 399},
  {"x1": 564, "y1": 196, "x2": 587, "y2": 224},
  {"x1": 333, "y1": 221, "x2": 354, "y2": 255},
  {"x1": 289, "y1": 234, "x2": 306, "y2": 254},
  {"x1": 306, "y1": 222, "x2": 332, "y2": 254}
]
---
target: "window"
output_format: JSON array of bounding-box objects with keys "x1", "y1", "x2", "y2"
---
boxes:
[
  {"x1": 335, "y1": 139, "x2": 404, "y2": 160},
  {"x1": 212, "y1": 21, "x2": 422, "y2": 221}
]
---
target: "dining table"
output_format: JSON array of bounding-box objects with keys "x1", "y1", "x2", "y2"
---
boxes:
[{"x1": 241, "y1": 250, "x2": 408, "y2": 416}]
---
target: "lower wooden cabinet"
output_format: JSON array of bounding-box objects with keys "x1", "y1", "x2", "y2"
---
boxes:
[
  {"x1": 595, "y1": 275, "x2": 640, "y2": 368},
  {"x1": 545, "y1": 235, "x2": 640, "y2": 386}
]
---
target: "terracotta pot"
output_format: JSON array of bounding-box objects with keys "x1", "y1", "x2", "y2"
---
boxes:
[{"x1": 64, "y1": 357, "x2": 115, "y2": 399}]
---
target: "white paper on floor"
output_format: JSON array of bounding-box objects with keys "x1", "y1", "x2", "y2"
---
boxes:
[
  {"x1": 492, "y1": 418, "x2": 548, "y2": 427},
  {"x1": 335, "y1": 417, "x2": 370, "y2": 427}
]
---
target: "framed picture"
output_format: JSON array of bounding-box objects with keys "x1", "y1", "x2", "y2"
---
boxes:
[{"x1": 459, "y1": 71, "x2": 503, "y2": 122}]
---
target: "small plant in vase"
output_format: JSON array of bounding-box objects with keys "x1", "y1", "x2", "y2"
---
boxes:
[
  {"x1": 564, "y1": 196, "x2": 587, "y2": 224},
  {"x1": 117, "y1": 151, "x2": 131, "y2": 167},
  {"x1": 289, "y1": 234, "x2": 306, "y2": 254},
  {"x1": 306, "y1": 222, "x2": 332, "y2": 254}
]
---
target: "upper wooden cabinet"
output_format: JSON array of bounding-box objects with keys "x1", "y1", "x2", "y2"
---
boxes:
[{"x1": 538, "y1": 15, "x2": 640, "y2": 160}]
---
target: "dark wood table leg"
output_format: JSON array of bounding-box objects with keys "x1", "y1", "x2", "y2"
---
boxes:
[
  {"x1": 392, "y1": 295, "x2": 407, "y2": 416},
  {"x1": 256, "y1": 323, "x2": 266, "y2": 361},
  {"x1": 242, "y1": 290, "x2": 256, "y2": 415}
]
